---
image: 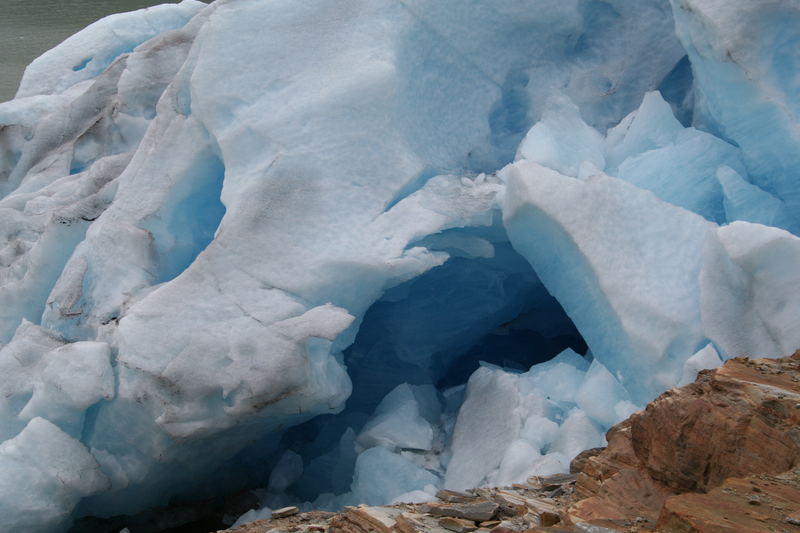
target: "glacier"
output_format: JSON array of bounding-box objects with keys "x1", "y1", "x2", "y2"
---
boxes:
[{"x1": 1, "y1": 0, "x2": 800, "y2": 531}]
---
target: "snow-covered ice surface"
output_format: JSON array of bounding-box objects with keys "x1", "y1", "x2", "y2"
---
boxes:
[{"x1": 2, "y1": 0, "x2": 800, "y2": 530}]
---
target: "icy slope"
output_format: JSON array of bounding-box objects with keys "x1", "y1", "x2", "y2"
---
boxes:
[{"x1": 1, "y1": 0, "x2": 800, "y2": 531}]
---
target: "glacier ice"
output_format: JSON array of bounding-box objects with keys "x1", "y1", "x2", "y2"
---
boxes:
[
  {"x1": 356, "y1": 384, "x2": 440, "y2": 453},
  {"x1": 443, "y1": 358, "x2": 609, "y2": 490},
  {"x1": 15, "y1": 1, "x2": 205, "y2": 99},
  {"x1": 575, "y1": 360, "x2": 635, "y2": 429},
  {"x1": 267, "y1": 451, "x2": 304, "y2": 494},
  {"x1": 678, "y1": 343, "x2": 723, "y2": 387},
  {"x1": 700, "y1": 222, "x2": 800, "y2": 359},
  {"x1": 445, "y1": 366, "x2": 536, "y2": 490},
  {"x1": 515, "y1": 94, "x2": 606, "y2": 177},
  {"x1": 502, "y1": 161, "x2": 715, "y2": 402},
  {"x1": 1, "y1": 0, "x2": 800, "y2": 530},
  {"x1": 671, "y1": 0, "x2": 800, "y2": 235},
  {"x1": 350, "y1": 446, "x2": 440, "y2": 507},
  {"x1": 0, "y1": 417, "x2": 109, "y2": 533}
]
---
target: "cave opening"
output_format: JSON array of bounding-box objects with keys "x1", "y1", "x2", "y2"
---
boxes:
[
  {"x1": 265, "y1": 223, "x2": 589, "y2": 509},
  {"x1": 68, "y1": 223, "x2": 591, "y2": 532}
]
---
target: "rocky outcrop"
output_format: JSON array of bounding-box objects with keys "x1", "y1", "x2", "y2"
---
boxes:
[
  {"x1": 569, "y1": 351, "x2": 800, "y2": 530},
  {"x1": 656, "y1": 470, "x2": 800, "y2": 533},
  {"x1": 218, "y1": 352, "x2": 800, "y2": 533}
]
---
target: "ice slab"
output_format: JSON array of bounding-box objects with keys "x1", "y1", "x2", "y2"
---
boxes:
[
  {"x1": 502, "y1": 161, "x2": 714, "y2": 402},
  {"x1": 356, "y1": 384, "x2": 440, "y2": 453},
  {"x1": 443, "y1": 356, "x2": 613, "y2": 490},
  {"x1": 701, "y1": 221, "x2": 800, "y2": 359},
  {"x1": 502, "y1": 158, "x2": 800, "y2": 406},
  {"x1": 575, "y1": 360, "x2": 634, "y2": 429},
  {"x1": 444, "y1": 366, "x2": 533, "y2": 490},
  {"x1": 350, "y1": 446, "x2": 439, "y2": 507},
  {"x1": 678, "y1": 343, "x2": 723, "y2": 386},
  {"x1": 268, "y1": 451, "x2": 304, "y2": 493}
]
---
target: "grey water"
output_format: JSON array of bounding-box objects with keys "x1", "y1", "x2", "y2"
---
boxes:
[{"x1": 0, "y1": 0, "x2": 183, "y2": 103}]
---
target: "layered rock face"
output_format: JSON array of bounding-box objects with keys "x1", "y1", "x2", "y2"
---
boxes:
[
  {"x1": 570, "y1": 351, "x2": 800, "y2": 531},
  {"x1": 220, "y1": 352, "x2": 800, "y2": 533}
]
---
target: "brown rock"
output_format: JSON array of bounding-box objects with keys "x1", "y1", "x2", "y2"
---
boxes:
[
  {"x1": 630, "y1": 353, "x2": 800, "y2": 493},
  {"x1": 570, "y1": 352, "x2": 800, "y2": 526},
  {"x1": 271, "y1": 506, "x2": 300, "y2": 519},
  {"x1": 437, "y1": 489, "x2": 478, "y2": 503},
  {"x1": 439, "y1": 516, "x2": 478, "y2": 532},
  {"x1": 537, "y1": 511, "x2": 560, "y2": 527},
  {"x1": 538, "y1": 473, "x2": 578, "y2": 487},
  {"x1": 569, "y1": 448, "x2": 605, "y2": 474},
  {"x1": 337, "y1": 506, "x2": 401, "y2": 533},
  {"x1": 425, "y1": 500, "x2": 499, "y2": 522},
  {"x1": 395, "y1": 512, "x2": 453, "y2": 533},
  {"x1": 655, "y1": 471, "x2": 800, "y2": 532},
  {"x1": 517, "y1": 496, "x2": 559, "y2": 516},
  {"x1": 569, "y1": 423, "x2": 674, "y2": 524}
]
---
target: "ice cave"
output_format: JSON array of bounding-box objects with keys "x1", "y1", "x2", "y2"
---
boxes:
[{"x1": 1, "y1": 0, "x2": 800, "y2": 531}]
